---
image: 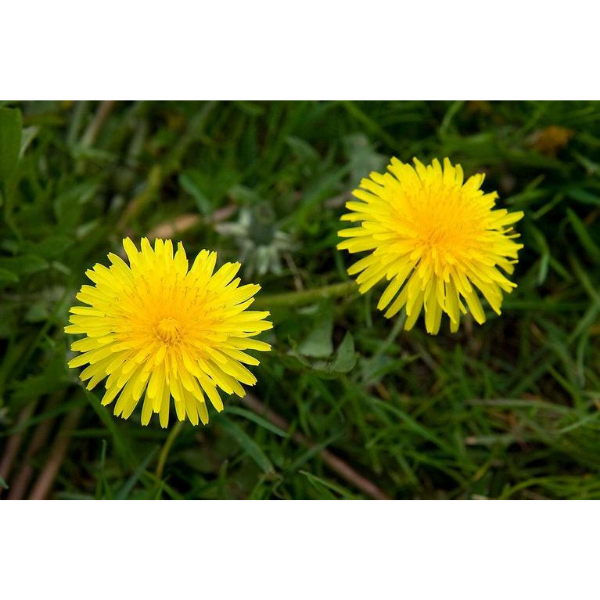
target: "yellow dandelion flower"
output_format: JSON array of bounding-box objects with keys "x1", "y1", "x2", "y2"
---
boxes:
[
  {"x1": 337, "y1": 157, "x2": 524, "y2": 334},
  {"x1": 65, "y1": 238, "x2": 272, "y2": 427}
]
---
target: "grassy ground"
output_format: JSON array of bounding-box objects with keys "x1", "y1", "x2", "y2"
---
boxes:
[{"x1": 1, "y1": 100, "x2": 599, "y2": 500}]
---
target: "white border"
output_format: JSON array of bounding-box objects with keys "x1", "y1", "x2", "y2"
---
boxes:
[
  {"x1": 1, "y1": 501, "x2": 597, "y2": 598},
  {"x1": 2, "y1": 1, "x2": 598, "y2": 99}
]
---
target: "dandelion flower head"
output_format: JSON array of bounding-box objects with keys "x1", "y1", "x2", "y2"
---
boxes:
[
  {"x1": 65, "y1": 238, "x2": 272, "y2": 427},
  {"x1": 338, "y1": 157, "x2": 524, "y2": 334}
]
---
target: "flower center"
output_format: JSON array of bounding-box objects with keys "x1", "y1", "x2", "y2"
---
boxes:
[
  {"x1": 408, "y1": 202, "x2": 481, "y2": 267},
  {"x1": 422, "y1": 222, "x2": 462, "y2": 252},
  {"x1": 155, "y1": 317, "x2": 181, "y2": 344}
]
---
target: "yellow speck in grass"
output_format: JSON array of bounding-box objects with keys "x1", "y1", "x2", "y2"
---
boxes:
[
  {"x1": 65, "y1": 238, "x2": 272, "y2": 427},
  {"x1": 337, "y1": 157, "x2": 524, "y2": 334}
]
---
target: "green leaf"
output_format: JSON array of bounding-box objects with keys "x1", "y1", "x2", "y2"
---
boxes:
[
  {"x1": 329, "y1": 332, "x2": 357, "y2": 374},
  {"x1": 0, "y1": 267, "x2": 19, "y2": 284},
  {"x1": 225, "y1": 406, "x2": 288, "y2": 437},
  {"x1": 566, "y1": 187, "x2": 600, "y2": 207},
  {"x1": 286, "y1": 136, "x2": 320, "y2": 164},
  {"x1": 179, "y1": 171, "x2": 212, "y2": 215},
  {"x1": 525, "y1": 222, "x2": 551, "y2": 284},
  {"x1": 567, "y1": 208, "x2": 600, "y2": 264},
  {"x1": 217, "y1": 415, "x2": 275, "y2": 474},
  {"x1": 116, "y1": 447, "x2": 158, "y2": 499},
  {"x1": 25, "y1": 302, "x2": 51, "y2": 323},
  {"x1": 0, "y1": 255, "x2": 49, "y2": 276},
  {"x1": 82, "y1": 388, "x2": 136, "y2": 468},
  {"x1": 178, "y1": 167, "x2": 240, "y2": 215},
  {"x1": 1, "y1": 399, "x2": 84, "y2": 437},
  {"x1": 344, "y1": 133, "x2": 387, "y2": 187},
  {"x1": 10, "y1": 346, "x2": 71, "y2": 402},
  {"x1": 283, "y1": 332, "x2": 359, "y2": 380},
  {"x1": 35, "y1": 235, "x2": 75, "y2": 260},
  {"x1": 300, "y1": 470, "x2": 356, "y2": 499},
  {"x1": 0, "y1": 107, "x2": 22, "y2": 184},
  {"x1": 298, "y1": 303, "x2": 334, "y2": 358},
  {"x1": 11, "y1": 374, "x2": 72, "y2": 402},
  {"x1": 53, "y1": 181, "x2": 100, "y2": 224}
]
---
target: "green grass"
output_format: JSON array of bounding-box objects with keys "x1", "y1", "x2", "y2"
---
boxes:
[{"x1": 1, "y1": 100, "x2": 600, "y2": 499}]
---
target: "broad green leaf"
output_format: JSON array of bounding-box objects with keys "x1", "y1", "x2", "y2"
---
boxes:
[
  {"x1": 283, "y1": 331, "x2": 359, "y2": 380},
  {"x1": 179, "y1": 170, "x2": 212, "y2": 215},
  {"x1": 0, "y1": 267, "x2": 19, "y2": 284},
  {"x1": 35, "y1": 235, "x2": 75, "y2": 259},
  {"x1": 0, "y1": 255, "x2": 49, "y2": 276},
  {"x1": 53, "y1": 181, "x2": 100, "y2": 224},
  {"x1": 286, "y1": 136, "x2": 320, "y2": 164},
  {"x1": 298, "y1": 303, "x2": 333, "y2": 358},
  {"x1": 329, "y1": 332, "x2": 357, "y2": 374},
  {"x1": 25, "y1": 302, "x2": 51, "y2": 323}
]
